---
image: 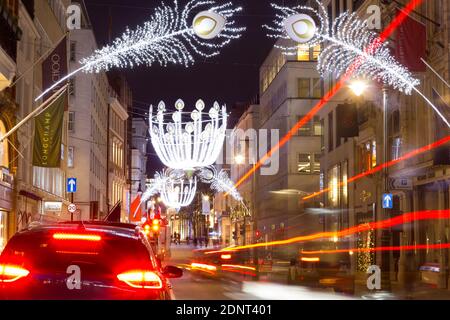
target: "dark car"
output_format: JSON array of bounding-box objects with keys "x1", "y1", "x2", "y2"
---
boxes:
[{"x1": 0, "y1": 221, "x2": 183, "y2": 300}]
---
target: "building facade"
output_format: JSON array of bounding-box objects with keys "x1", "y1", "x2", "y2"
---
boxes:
[
  {"x1": 318, "y1": 0, "x2": 450, "y2": 292},
  {"x1": 67, "y1": 1, "x2": 109, "y2": 220}
]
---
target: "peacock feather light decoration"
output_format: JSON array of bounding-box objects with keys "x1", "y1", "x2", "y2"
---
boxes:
[
  {"x1": 35, "y1": 0, "x2": 245, "y2": 101},
  {"x1": 264, "y1": 0, "x2": 450, "y2": 127}
]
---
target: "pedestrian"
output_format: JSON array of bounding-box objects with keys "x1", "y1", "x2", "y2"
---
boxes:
[
  {"x1": 193, "y1": 238, "x2": 198, "y2": 247},
  {"x1": 288, "y1": 258, "x2": 299, "y2": 285},
  {"x1": 205, "y1": 237, "x2": 209, "y2": 248},
  {"x1": 404, "y1": 251, "x2": 417, "y2": 299},
  {"x1": 177, "y1": 233, "x2": 181, "y2": 245}
]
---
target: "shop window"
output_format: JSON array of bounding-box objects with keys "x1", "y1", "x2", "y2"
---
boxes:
[
  {"x1": 0, "y1": 121, "x2": 9, "y2": 169},
  {"x1": 328, "y1": 165, "x2": 340, "y2": 207},
  {"x1": 0, "y1": 211, "x2": 7, "y2": 253}
]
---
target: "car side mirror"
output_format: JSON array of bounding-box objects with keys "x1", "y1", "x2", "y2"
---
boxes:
[{"x1": 163, "y1": 265, "x2": 183, "y2": 279}]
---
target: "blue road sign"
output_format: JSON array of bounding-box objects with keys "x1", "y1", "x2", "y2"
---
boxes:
[
  {"x1": 382, "y1": 193, "x2": 393, "y2": 209},
  {"x1": 67, "y1": 178, "x2": 77, "y2": 193}
]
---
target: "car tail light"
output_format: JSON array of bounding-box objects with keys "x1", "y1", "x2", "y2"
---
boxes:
[
  {"x1": 117, "y1": 271, "x2": 163, "y2": 289},
  {"x1": 0, "y1": 264, "x2": 30, "y2": 283},
  {"x1": 53, "y1": 233, "x2": 102, "y2": 241}
]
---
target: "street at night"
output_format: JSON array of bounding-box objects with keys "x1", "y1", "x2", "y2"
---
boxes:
[{"x1": 1, "y1": 0, "x2": 450, "y2": 310}]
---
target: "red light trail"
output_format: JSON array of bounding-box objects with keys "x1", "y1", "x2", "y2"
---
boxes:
[
  {"x1": 233, "y1": 0, "x2": 425, "y2": 190},
  {"x1": 208, "y1": 210, "x2": 450, "y2": 253},
  {"x1": 301, "y1": 243, "x2": 450, "y2": 255},
  {"x1": 303, "y1": 135, "x2": 450, "y2": 201}
]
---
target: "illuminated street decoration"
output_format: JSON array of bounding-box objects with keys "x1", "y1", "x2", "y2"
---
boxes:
[
  {"x1": 160, "y1": 174, "x2": 198, "y2": 210},
  {"x1": 141, "y1": 166, "x2": 244, "y2": 210},
  {"x1": 265, "y1": 0, "x2": 450, "y2": 128},
  {"x1": 198, "y1": 166, "x2": 243, "y2": 201},
  {"x1": 35, "y1": 0, "x2": 245, "y2": 102},
  {"x1": 149, "y1": 99, "x2": 228, "y2": 170}
]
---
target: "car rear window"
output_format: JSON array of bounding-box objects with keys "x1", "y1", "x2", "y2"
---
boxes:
[{"x1": 0, "y1": 229, "x2": 156, "y2": 275}]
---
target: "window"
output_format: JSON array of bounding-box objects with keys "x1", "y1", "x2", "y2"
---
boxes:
[
  {"x1": 0, "y1": 211, "x2": 7, "y2": 252},
  {"x1": 313, "y1": 154, "x2": 321, "y2": 173},
  {"x1": 328, "y1": 165, "x2": 340, "y2": 207},
  {"x1": 68, "y1": 147, "x2": 74, "y2": 168},
  {"x1": 328, "y1": 112, "x2": 334, "y2": 152},
  {"x1": 0, "y1": 120, "x2": 9, "y2": 168},
  {"x1": 298, "y1": 154, "x2": 312, "y2": 173},
  {"x1": 359, "y1": 140, "x2": 377, "y2": 172},
  {"x1": 70, "y1": 41, "x2": 76, "y2": 62},
  {"x1": 298, "y1": 78, "x2": 323, "y2": 99},
  {"x1": 312, "y1": 78, "x2": 323, "y2": 98},
  {"x1": 392, "y1": 137, "x2": 402, "y2": 161},
  {"x1": 69, "y1": 78, "x2": 76, "y2": 96},
  {"x1": 68, "y1": 112, "x2": 75, "y2": 132},
  {"x1": 298, "y1": 78, "x2": 310, "y2": 98},
  {"x1": 297, "y1": 116, "x2": 321, "y2": 136},
  {"x1": 297, "y1": 44, "x2": 321, "y2": 61},
  {"x1": 298, "y1": 154, "x2": 320, "y2": 174}
]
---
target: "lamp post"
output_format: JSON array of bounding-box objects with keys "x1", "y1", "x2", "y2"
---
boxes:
[{"x1": 349, "y1": 80, "x2": 391, "y2": 291}]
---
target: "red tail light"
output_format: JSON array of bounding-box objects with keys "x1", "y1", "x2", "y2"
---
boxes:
[
  {"x1": 53, "y1": 233, "x2": 102, "y2": 241},
  {"x1": 117, "y1": 271, "x2": 163, "y2": 289},
  {"x1": 0, "y1": 264, "x2": 30, "y2": 283}
]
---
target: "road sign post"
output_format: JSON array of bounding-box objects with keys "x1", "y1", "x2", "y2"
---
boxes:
[
  {"x1": 67, "y1": 178, "x2": 77, "y2": 221},
  {"x1": 382, "y1": 193, "x2": 394, "y2": 209}
]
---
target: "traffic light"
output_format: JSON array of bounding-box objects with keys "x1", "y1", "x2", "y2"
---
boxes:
[
  {"x1": 232, "y1": 231, "x2": 237, "y2": 240},
  {"x1": 255, "y1": 230, "x2": 262, "y2": 240},
  {"x1": 142, "y1": 221, "x2": 152, "y2": 236},
  {"x1": 151, "y1": 218, "x2": 160, "y2": 233}
]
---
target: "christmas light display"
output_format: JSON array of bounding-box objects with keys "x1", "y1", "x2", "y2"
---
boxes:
[
  {"x1": 160, "y1": 174, "x2": 198, "y2": 209},
  {"x1": 265, "y1": 0, "x2": 450, "y2": 128},
  {"x1": 142, "y1": 170, "x2": 197, "y2": 209},
  {"x1": 35, "y1": 0, "x2": 244, "y2": 102},
  {"x1": 149, "y1": 99, "x2": 228, "y2": 170},
  {"x1": 198, "y1": 165, "x2": 243, "y2": 201}
]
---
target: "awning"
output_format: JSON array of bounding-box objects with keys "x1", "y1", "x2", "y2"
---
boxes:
[{"x1": 19, "y1": 190, "x2": 42, "y2": 202}]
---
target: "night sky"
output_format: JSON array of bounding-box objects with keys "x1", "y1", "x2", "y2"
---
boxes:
[{"x1": 86, "y1": 0, "x2": 304, "y2": 173}]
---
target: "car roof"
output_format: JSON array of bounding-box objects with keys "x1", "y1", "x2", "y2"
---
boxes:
[{"x1": 16, "y1": 221, "x2": 142, "y2": 240}]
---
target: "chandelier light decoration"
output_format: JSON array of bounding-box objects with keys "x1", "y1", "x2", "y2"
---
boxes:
[
  {"x1": 264, "y1": 0, "x2": 450, "y2": 128},
  {"x1": 149, "y1": 99, "x2": 228, "y2": 170},
  {"x1": 35, "y1": 0, "x2": 245, "y2": 102},
  {"x1": 141, "y1": 166, "x2": 244, "y2": 210}
]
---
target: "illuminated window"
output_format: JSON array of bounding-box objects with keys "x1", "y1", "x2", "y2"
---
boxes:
[
  {"x1": 0, "y1": 120, "x2": 9, "y2": 169},
  {"x1": 392, "y1": 137, "x2": 402, "y2": 161},
  {"x1": 371, "y1": 141, "x2": 377, "y2": 168},
  {"x1": 313, "y1": 154, "x2": 321, "y2": 173},
  {"x1": 0, "y1": 211, "x2": 7, "y2": 253},
  {"x1": 297, "y1": 44, "x2": 321, "y2": 61},
  {"x1": 341, "y1": 161, "x2": 348, "y2": 206},
  {"x1": 297, "y1": 44, "x2": 310, "y2": 61},
  {"x1": 298, "y1": 154, "x2": 312, "y2": 173},
  {"x1": 328, "y1": 165, "x2": 339, "y2": 207}
]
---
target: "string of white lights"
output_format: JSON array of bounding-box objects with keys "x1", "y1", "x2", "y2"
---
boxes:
[
  {"x1": 264, "y1": 0, "x2": 450, "y2": 128},
  {"x1": 198, "y1": 165, "x2": 243, "y2": 201},
  {"x1": 35, "y1": 0, "x2": 244, "y2": 102}
]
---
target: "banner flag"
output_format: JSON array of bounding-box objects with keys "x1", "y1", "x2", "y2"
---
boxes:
[
  {"x1": 395, "y1": 9, "x2": 427, "y2": 72},
  {"x1": 32, "y1": 93, "x2": 65, "y2": 167},
  {"x1": 42, "y1": 38, "x2": 68, "y2": 109}
]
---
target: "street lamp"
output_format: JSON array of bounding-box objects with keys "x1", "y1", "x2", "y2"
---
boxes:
[
  {"x1": 349, "y1": 80, "x2": 392, "y2": 290},
  {"x1": 235, "y1": 154, "x2": 245, "y2": 165},
  {"x1": 349, "y1": 80, "x2": 369, "y2": 97}
]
